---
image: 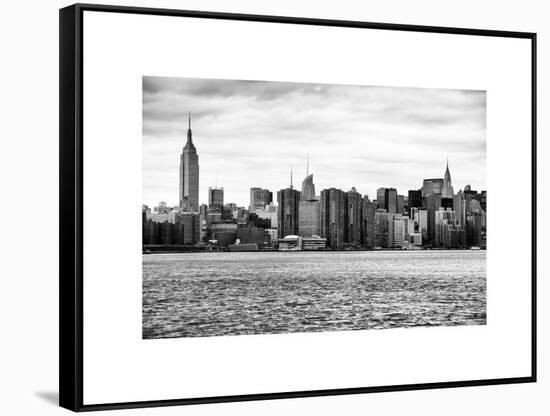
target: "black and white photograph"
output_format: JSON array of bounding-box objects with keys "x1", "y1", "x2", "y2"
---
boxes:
[
  {"x1": 142, "y1": 76, "x2": 487, "y2": 339},
  {"x1": 52, "y1": 3, "x2": 537, "y2": 412}
]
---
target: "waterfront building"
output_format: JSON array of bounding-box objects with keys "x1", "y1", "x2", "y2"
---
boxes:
[
  {"x1": 143, "y1": 219, "x2": 157, "y2": 245},
  {"x1": 361, "y1": 198, "x2": 376, "y2": 248},
  {"x1": 179, "y1": 112, "x2": 199, "y2": 212},
  {"x1": 265, "y1": 228, "x2": 278, "y2": 246},
  {"x1": 237, "y1": 225, "x2": 271, "y2": 246},
  {"x1": 374, "y1": 209, "x2": 389, "y2": 248},
  {"x1": 249, "y1": 187, "x2": 273, "y2": 213},
  {"x1": 319, "y1": 188, "x2": 347, "y2": 249},
  {"x1": 212, "y1": 231, "x2": 237, "y2": 247},
  {"x1": 208, "y1": 187, "x2": 224, "y2": 209},
  {"x1": 302, "y1": 235, "x2": 328, "y2": 250},
  {"x1": 387, "y1": 214, "x2": 407, "y2": 248},
  {"x1": 277, "y1": 235, "x2": 301, "y2": 251},
  {"x1": 176, "y1": 212, "x2": 201, "y2": 244},
  {"x1": 422, "y1": 178, "x2": 444, "y2": 197},
  {"x1": 277, "y1": 187, "x2": 300, "y2": 239},
  {"x1": 385, "y1": 188, "x2": 398, "y2": 214},
  {"x1": 346, "y1": 187, "x2": 362, "y2": 246},
  {"x1": 409, "y1": 232, "x2": 422, "y2": 246},
  {"x1": 228, "y1": 243, "x2": 259, "y2": 252},
  {"x1": 299, "y1": 200, "x2": 320, "y2": 237}
]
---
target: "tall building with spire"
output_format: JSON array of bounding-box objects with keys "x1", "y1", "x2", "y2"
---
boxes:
[
  {"x1": 179, "y1": 112, "x2": 200, "y2": 212},
  {"x1": 277, "y1": 166, "x2": 300, "y2": 238},
  {"x1": 301, "y1": 155, "x2": 316, "y2": 201},
  {"x1": 442, "y1": 158, "x2": 454, "y2": 199},
  {"x1": 298, "y1": 156, "x2": 320, "y2": 237}
]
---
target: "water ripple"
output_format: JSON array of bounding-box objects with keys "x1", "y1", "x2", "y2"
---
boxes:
[{"x1": 142, "y1": 251, "x2": 486, "y2": 339}]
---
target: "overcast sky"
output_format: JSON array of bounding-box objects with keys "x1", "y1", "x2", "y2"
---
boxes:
[{"x1": 143, "y1": 76, "x2": 486, "y2": 208}]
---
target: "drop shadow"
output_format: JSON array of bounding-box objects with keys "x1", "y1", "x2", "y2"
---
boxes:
[{"x1": 35, "y1": 391, "x2": 58, "y2": 406}]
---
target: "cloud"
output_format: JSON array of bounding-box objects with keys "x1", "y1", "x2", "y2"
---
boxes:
[{"x1": 143, "y1": 76, "x2": 486, "y2": 207}]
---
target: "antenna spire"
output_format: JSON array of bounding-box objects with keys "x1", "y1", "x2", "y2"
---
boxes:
[
  {"x1": 290, "y1": 165, "x2": 293, "y2": 190},
  {"x1": 306, "y1": 154, "x2": 309, "y2": 176},
  {"x1": 188, "y1": 111, "x2": 191, "y2": 129}
]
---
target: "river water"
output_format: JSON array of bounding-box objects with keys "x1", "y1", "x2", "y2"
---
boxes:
[{"x1": 142, "y1": 250, "x2": 486, "y2": 339}]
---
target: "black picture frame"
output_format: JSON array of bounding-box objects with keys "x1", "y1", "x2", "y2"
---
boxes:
[{"x1": 59, "y1": 3, "x2": 537, "y2": 412}]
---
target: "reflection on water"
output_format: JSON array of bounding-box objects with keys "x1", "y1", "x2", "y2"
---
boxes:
[{"x1": 142, "y1": 251, "x2": 486, "y2": 339}]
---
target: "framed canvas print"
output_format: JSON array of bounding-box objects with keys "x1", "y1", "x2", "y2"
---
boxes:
[{"x1": 59, "y1": 3, "x2": 537, "y2": 412}]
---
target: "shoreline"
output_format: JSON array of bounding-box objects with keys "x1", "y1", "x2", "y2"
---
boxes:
[{"x1": 143, "y1": 247, "x2": 486, "y2": 254}]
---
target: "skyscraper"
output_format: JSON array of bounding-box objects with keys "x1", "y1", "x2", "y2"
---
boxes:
[
  {"x1": 453, "y1": 190, "x2": 466, "y2": 227},
  {"x1": 408, "y1": 189, "x2": 422, "y2": 209},
  {"x1": 179, "y1": 112, "x2": 199, "y2": 212},
  {"x1": 249, "y1": 187, "x2": 273, "y2": 212},
  {"x1": 442, "y1": 158, "x2": 454, "y2": 198},
  {"x1": 319, "y1": 188, "x2": 347, "y2": 249},
  {"x1": 299, "y1": 200, "x2": 320, "y2": 237},
  {"x1": 374, "y1": 209, "x2": 389, "y2": 248},
  {"x1": 361, "y1": 197, "x2": 376, "y2": 248},
  {"x1": 376, "y1": 188, "x2": 386, "y2": 209},
  {"x1": 298, "y1": 166, "x2": 320, "y2": 237},
  {"x1": 397, "y1": 194, "x2": 405, "y2": 214},
  {"x1": 277, "y1": 185, "x2": 299, "y2": 239},
  {"x1": 387, "y1": 214, "x2": 407, "y2": 248},
  {"x1": 422, "y1": 178, "x2": 444, "y2": 197},
  {"x1": 208, "y1": 187, "x2": 224, "y2": 209},
  {"x1": 346, "y1": 187, "x2": 362, "y2": 246},
  {"x1": 301, "y1": 155, "x2": 316, "y2": 201},
  {"x1": 385, "y1": 188, "x2": 398, "y2": 214},
  {"x1": 425, "y1": 193, "x2": 442, "y2": 244}
]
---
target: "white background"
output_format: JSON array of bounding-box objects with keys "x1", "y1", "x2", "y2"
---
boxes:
[
  {"x1": 0, "y1": 0, "x2": 547, "y2": 415},
  {"x1": 83, "y1": 10, "x2": 531, "y2": 405}
]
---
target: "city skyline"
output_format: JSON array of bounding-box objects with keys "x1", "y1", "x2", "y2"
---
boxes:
[{"x1": 143, "y1": 77, "x2": 486, "y2": 209}]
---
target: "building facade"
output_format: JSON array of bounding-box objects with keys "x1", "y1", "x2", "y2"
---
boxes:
[
  {"x1": 179, "y1": 113, "x2": 199, "y2": 212},
  {"x1": 208, "y1": 187, "x2": 224, "y2": 209},
  {"x1": 346, "y1": 187, "x2": 362, "y2": 246},
  {"x1": 277, "y1": 188, "x2": 300, "y2": 238},
  {"x1": 422, "y1": 178, "x2": 444, "y2": 197},
  {"x1": 361, "y1": 198, "x2": 376, "y2": 248},
  {"x1": 249, "y1": 187, "x2": 273, "y2": 213},
  {"x1": 319, "y1": 188, "x2": 347, "y2": 249},
  {"x1": 385, "y1": 188, "x2": 398, "y2": 214}
]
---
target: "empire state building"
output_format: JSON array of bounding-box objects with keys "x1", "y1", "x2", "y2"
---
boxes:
[{"x1": 179, "y1": 112, "x2": 199, "y2": 212}]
